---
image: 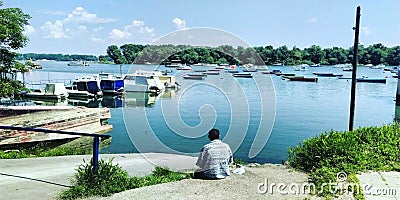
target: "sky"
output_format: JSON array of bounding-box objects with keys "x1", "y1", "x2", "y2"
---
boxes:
[{"x1": 3, "y1": 0, "x2": 400, "y2": 56}]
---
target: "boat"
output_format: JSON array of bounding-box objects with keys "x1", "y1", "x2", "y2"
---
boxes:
[
  {"x1": 242, "y1": 64, "x2": 257, "y2": 72},
  {"x1": 98, "y1": 72, "x2": 124, "y2": 95},
  {"x1": 294, "y1": 64, "x2": 307, "y2": 71},
  {"x1": 166, "y1": 60, "x2": 183, "y2": 68},
  {"x1": 226, "y1": 70, "x2": 239, "y2": 73},
  {"x1": 202, "y1": 71, "x2": 220, "y2": 75},
  {"x1": 233, "y1": 72, "x2": 252, "y2": 78},
  {"x1": 343, "y1": 67, "x2": 353, "y2": 71},
  {"x1": 183, "y1": 75, "x2": 204, "y2": 80},
  {"x1": 276, "y1": 73, "x2": 296, "y2": 76},
  {"x1": 176, "y1": 64, "x2": 192, "y2": 70},
  {"x1": 255, "y1": 65, "x2": 269, "y2": 71},
  {"x1": 272, "y1": 63, "x2": 283, "y2": 66},
  {"x1": 310, "y1": 64, "x2": 321, "y2": 67},
  {"x1": 187, "y1": 73, "x2": 207, "y2": 78},
  {"x1": 356, "y1": 76, "x2": 386, "y2": 83},
  {"x1": 25, "y1": 83, "x2": 68, "y2": 100},
  {"x1": 313, "y1": 72, "x2": 343, "y2": 77},
  {"x1": 286, "y1": 76, "x2": 318, "y2": 82},
  {"x1": 194, "y1": 69, "x2": 207, "y2": 72},
  {"x1": 391, "y1": 66, "x2": 398, "y2": 73},
  {"x1": 66, "y1": 78, "x2": 103, "y2": 99},
  {"x1": 67, "y1": 61, "x2": 89, "y2": 66},
  {"x1": 124, "y1": 71, "x2": 165, "y2": 93},
  {"x1": 270, "y1": 69, "x2": 282, "y2": 74},
  {"x1": 364, "y1": 64, "x2": 373, "y2": 67},
  {"x1": 370, "y1": 64, "x2": 385, "y2": 69}
]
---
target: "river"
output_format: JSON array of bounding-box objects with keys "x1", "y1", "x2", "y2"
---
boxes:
[{"x1": 15, "y1": 61, "x2": 399, "y2": 163}]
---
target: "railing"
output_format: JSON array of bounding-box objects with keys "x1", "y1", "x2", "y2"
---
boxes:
[{"x1": 0, "y1": 125, "x2": 111, "y2": 173}]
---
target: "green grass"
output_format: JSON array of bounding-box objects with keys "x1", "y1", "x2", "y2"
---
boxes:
[
  {"x1": 287, "y1": 123, "x2": 400, "y2": 199},
  {"x1": 0, "y1": 137, "x2": 111, "y2": 159},
  {"x1": 59, "y1": 158, "x2": 192, "y2": 199}
]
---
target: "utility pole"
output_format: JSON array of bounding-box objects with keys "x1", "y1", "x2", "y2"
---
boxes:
[{"x1": 349, "y1": 6, "x2": 361, "y2": 131}]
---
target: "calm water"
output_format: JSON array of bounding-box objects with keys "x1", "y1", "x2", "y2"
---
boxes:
[{"x1": 16, "y1": 61, "x2": 399, "y2": 163}]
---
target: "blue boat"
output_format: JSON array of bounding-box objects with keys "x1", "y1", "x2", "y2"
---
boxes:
[
  {"x1": 98, "y1": 72, "x2": 124, "y2": 95},
  {"x1": 66, "y1": 78, "x2": 103, "y2": 99}
]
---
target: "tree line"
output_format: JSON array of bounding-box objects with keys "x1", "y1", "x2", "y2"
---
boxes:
[
  {"x1": 106, "y1": 43, "x2": 400, "y2": 66},
  {"x1": 16, "y1": 53, "x2": 99, "y2": 62}
]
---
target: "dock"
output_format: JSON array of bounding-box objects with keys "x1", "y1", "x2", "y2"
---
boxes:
[{"x1": 0, "y1": 106, "x2": 112, "y2": 149}]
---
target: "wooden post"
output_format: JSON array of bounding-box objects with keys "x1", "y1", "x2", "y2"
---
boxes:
[{"x1": 349, "y1": 6, "x2": 361, "y2": 131}]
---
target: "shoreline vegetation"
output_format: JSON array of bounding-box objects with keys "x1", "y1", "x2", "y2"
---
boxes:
[{"x1": 16, "y1": 43, "x2": 400, "y2": 67}]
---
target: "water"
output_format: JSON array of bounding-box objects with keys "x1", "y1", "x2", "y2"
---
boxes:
[{"x1": 16, "y1": 61, "x2": 399, "y2": 163}]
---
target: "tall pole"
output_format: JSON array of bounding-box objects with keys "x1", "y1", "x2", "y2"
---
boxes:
[{"x1": 349, "y1": 6, "x2": 361, "y2": 131}]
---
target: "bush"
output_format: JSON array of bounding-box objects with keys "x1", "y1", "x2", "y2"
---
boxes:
[
  {"x1": 287, "y1": 123, "x2": 400, "y2": 198},
  {"x1": 59, "y1": 159, "x2": 192, "y2": 199}
]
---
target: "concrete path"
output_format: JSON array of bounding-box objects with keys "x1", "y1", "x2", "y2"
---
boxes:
[
  {"x1": 357, "y1": 171, "x2": 400, "y2": 200},
  {"x1": 0, "y1": 153, "x2": 197, "y2": 200}
]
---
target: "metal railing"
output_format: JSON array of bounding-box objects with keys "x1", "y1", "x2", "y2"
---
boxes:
[{"x1": 0, "y1": 125, "x2": 111, "y2": 173}]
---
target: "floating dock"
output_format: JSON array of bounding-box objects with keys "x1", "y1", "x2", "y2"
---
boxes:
[{"x1": 0, "y1": 106, "x2": 112, "y2": 148}]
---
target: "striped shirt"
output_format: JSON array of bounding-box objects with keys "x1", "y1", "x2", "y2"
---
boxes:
[{"x1": 196, "y1": 139, "x2": 233, "y2": 179}]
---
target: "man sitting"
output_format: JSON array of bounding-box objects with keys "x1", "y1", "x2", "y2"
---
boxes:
[{"x1": 194, "y1": 128, "x2": 233, "y2": 179}]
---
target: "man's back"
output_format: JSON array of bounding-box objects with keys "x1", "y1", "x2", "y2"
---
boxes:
[{"x1": 196, "y1": 139, "x2": 233, "y2": 179}]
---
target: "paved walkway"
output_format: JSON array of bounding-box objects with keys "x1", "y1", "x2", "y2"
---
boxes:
[
  {"x1": 0, "y1": 153, "x2": 197, "y2": 200},
  {"x1": 357, "y1": 171, "x2": 400, "y2": 200},
  {"x1": 1, "y1": 154, "x2": 399, "y2": 200}
]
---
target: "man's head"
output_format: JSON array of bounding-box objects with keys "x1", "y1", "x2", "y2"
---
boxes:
[{"x1": 208, "y1": 128, "x2": 220, "y2": 141}]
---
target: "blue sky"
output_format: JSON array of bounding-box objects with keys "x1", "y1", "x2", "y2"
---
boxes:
[{"x1": 3, "y1": 0, "x2": 400, "y2": 56}]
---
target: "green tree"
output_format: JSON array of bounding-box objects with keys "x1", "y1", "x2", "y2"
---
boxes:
[
  {"x1": 106, "y1": 45, "x2": 126, "y2": 64},
  {"x1": 386, "y1": 46, "x2": 400, "y2": 66},
  {"x1": 0, "y1": 1, "x2": 31, "y2": 97}
]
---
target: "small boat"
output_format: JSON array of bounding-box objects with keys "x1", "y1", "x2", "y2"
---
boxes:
[
  {"x1": 233, "y1": 73, "x2": 252, "y2": 78},
  {"x1": 194, "y1": 69, "x2": 207, "y2": 72},
  {"x1": 272, "y1": 63, "x2": 283, "y2": 66},
  {"x1": 270, "y1": 69, "x2": 282, "y2": 74},
  {"x1": 187, "y1": 73, "x2": 207, "y2": 77},
  {"x1": 66, "y1": 78, "x2": 103, "y2": 99},
  {"x1": 183, "y1": 75, "x2": 204, "y2": 80},
  {"x1": 286, "y1": 76, "x2": 318, "y2": 82},
  {"x1": 364, "y1": 64, "x2": 373, "y2": 67},
  {"x1": 294, "y1": 64, "x2": 307, "y2": 71},
  {"x1": 124, "y1": 74, "x2": 164, "y2": 94},
  {"x1": 98, "y1": 72, "x2": 124, "y2": 95},
  {"x1": 313, "y1": 72, "x2": 343, "y2": 77},
  {"x1": 68, "y1": 61, "x2": 89, "y2": 66},
  {"x1": 356, "y1": 77, "x2": 386, "y2": 83},
  {"x1": 261, "y1": 71, "x2": 272, "y2": 74},
  {"x1": 202, "y1": 71, "x2": 220, "y2": 75},
  {"x1": 226, "y1": 70, "x2": 239, "y2": 73},
  {"x1": 242, "y1": 64, "x2": 257, "y2": 72},
  {"x1": 208, "y1": 68, "x2": 222, "y2": 71},
  {"x1": 391, "y1": 66, "x2": 398, "y2": 73},
  {"x1": 165, "y1": 60, "x2": 183, "y2": 68},
  {"x1": 26, "y1": 83, "x2": 68, "y2": 100},
  {"x1": 370, "y1": 64, "x2": 385, "y2": 69},
  {"x1": 276, "y1": 73, "x2": 296, "y2": 76},
  {"x1": 343, "y1": 67, "x2": 353, "y2": 71},
  {"x1": 176, "y1": 64, "x2": 192, "y2": 70},
  {"x1": 310, "y1": 64, "x2": 321, "y2": 67}
]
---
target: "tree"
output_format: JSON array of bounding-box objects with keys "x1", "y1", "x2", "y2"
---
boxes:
[
  {"x1": 0, "y1": 1, "x2": 31, "y2": 97},
  {"x1": 106, "y1": 45, "x2": 126, "y2": 64}
]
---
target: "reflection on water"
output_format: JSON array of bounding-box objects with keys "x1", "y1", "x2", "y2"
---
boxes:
[{"x1": 22, "y1": 89, "x2": 177, "y2": 109}]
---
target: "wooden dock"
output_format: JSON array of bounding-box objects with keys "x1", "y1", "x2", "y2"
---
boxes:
[{"x1": 0, "y1": 106, "x2": 112, "y2": 148}]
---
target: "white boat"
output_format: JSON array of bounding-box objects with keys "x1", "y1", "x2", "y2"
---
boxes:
[
  {"x1": 294, "y1": 64, "x2": 308, "y2": 71},
  {"x1": 310, "y1": 63, "x2": 321, "y2": 67},
  {"x1": 176, "y1": 64, "x2": 192, "y2": 70},
  {"x1": 371, "y1": 64, "x2": 385, "y2": 69},
  {"x1": 66, "y1": 78, "x2": 103, "y2": 99},
  {"x1": 67, "y1": 61, "x2": 89, "y2": 66},
  {"x1": 124, "y1": 71, "x2": 165, "y2": 93},
  {"x1": 26, "y1": 83, "x2": 68, "y2": 100}
]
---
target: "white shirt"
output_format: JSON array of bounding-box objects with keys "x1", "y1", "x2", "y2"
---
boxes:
[{"x1": 196, "y1": 139, "x2": 233, "y2": 178}]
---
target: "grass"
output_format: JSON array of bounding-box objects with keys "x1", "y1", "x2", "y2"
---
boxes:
[
  {"x1": 287, "y1": 123, "x2": 400, "y2": 199},
  {"x1": 59, "y1": 158, "x2": 192, "y2": 199},
  {"x1": 0, "y1": 137, "x2": 111, "y2": 159}
]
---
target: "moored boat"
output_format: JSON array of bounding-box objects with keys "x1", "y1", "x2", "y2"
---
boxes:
[
  {"x1": 25, "y1": 83, "x2": 68, "y2": 101},
  {"x1": 233, "y1": 72, "x2": 252, "y2": 78},
  {"x1": 66, "y1": 78, "x2": 103, "y2": 99}
]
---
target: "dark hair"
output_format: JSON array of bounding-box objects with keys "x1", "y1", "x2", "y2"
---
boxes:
[{"x1": 208, "y1": 128, "x2": 220, "y2": 141}]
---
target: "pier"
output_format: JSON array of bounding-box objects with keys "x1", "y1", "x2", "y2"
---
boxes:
[{"x1": 0, "y1": 106, "x2": 112, "y2": 149}]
